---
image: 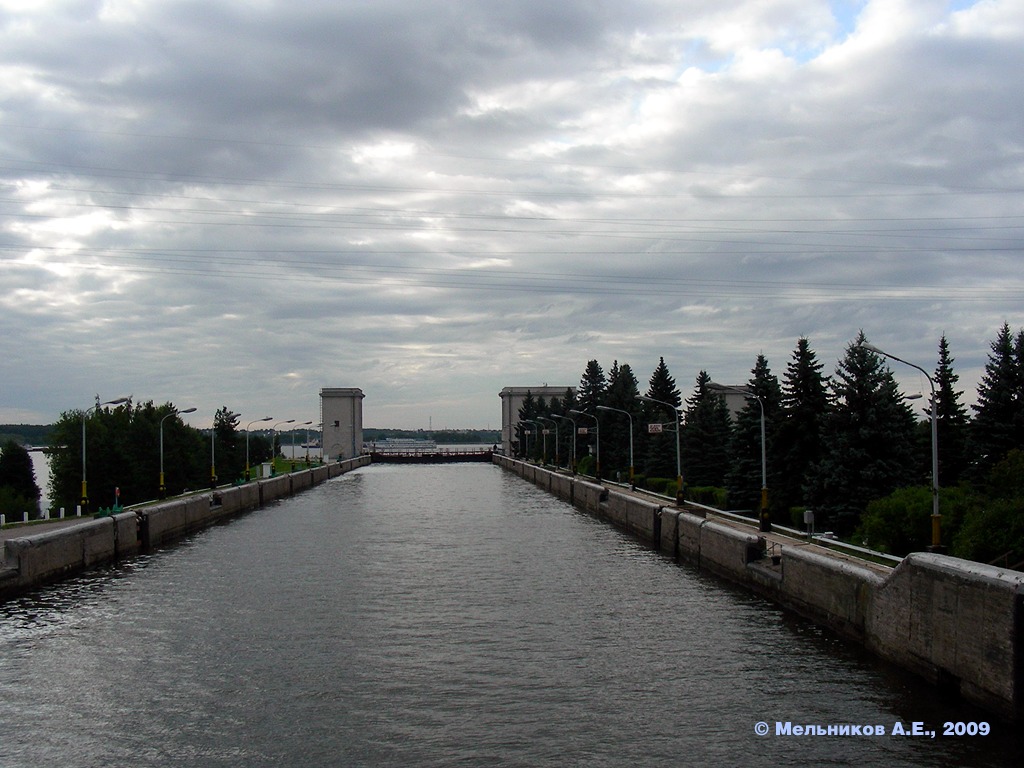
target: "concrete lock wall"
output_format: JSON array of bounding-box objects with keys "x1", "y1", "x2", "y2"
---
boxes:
[
  {"x1": 494, "y1": 455, "x2": 1024, "y2": 720},
  {"x1": 0, "y1": 456, "x2": 370, "y2": 602},
  {"x1": 867, "y1": 554, "x2": 1024, "y2": 718},
  {"x1": 601, "y1": 493, "x2": 661, "y2": 542}
]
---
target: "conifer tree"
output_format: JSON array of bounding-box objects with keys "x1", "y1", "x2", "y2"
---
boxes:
[
  {"x1": 213, "y1": 407, "x2": 242, "y2": 484},
  {"x1": 972, "y1": 323, "x2": 1024, "y2": 477},
  {"x1": 517, "y1": 391, "x2": 538, "y2": 459},
  {"x1": 775, "y1": 337, "x2": 830, "y2": 514},
  {"x1": 808, "y1": 333, "x2": 918, "y2": 535},
  {"x1": 575, "y1": 360, "x2": 607, "y2": 463},
  {"x1": 725, "y1": 355, "x2": 782, "y2": 516},
  {"x1": 602, "y1": 361, "x2": 641, "y2": 479},
  {"x1": 681, "y1": 370, "x2": 733, "y2": 488},
  {"x1": 641, "y1": 357, "x2": 682, "y2": 480},
  {"x1": 929, "y1": 335, "x2": 969, "y2": 487}
]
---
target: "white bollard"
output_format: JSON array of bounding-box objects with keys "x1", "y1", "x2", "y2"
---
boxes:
[
  {"x1": 60, "y1": 507, "x2": 65, "y2": 519},
  {"x1": 1, "y1": 513, "x2": 5, "y2": 527},
  {"x1": 22, "y1": 511, "x2": 28, "y2": 523},
  {"x1": 76, "y1": 505, "x2": 82, "y2": 517}
]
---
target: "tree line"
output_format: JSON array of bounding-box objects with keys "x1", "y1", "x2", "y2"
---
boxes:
[
  {"x1": 513, "y1": 324, "x2": 1024, "y2": 565},
  {"x1": 42, "y1": 403, "x2": 278, "y2": 515}
]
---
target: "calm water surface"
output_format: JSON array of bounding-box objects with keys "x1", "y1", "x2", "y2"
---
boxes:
[{"x1": 0, "y1": 464, "x2": 1018, "y2": 766}]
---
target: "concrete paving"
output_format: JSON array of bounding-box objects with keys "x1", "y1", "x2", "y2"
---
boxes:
[{"x1": 0, "y1": 517, "x2": 94, "y2": 543}]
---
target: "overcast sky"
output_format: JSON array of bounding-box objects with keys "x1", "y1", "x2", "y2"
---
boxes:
[{"x1": 2, "y1": 0, "x2": 1022, "y2": 431}]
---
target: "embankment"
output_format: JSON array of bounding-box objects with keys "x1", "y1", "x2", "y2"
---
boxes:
[
  {"x1": 0, "y1": 457, "x2": 368, "y2": 601},
  {"x1": 495, "y1": 454, "x2": 1024, "y2": 721}
]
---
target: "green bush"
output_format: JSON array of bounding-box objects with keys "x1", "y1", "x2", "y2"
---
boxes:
[
  {"x1": 687, "y1": 486, "x2": 728, "y2": 508},
  {"x1": 858, "y1": 485, "x2": 972, "y2": 556},
  {"x1": 644, "y1": 477, "x2": 671, "y2": 494},
  {"x1": 576, "y1": 454, "x2": 595, "y2": 478}
]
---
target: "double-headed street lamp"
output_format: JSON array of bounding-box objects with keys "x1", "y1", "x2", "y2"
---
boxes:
[
  {"x1": 597, "y1": 405, "x2": 634, "y2": 489},
  {"x1": 711, "y1": 383, "x2": 769, "y2": 532},
  {"x1": 637, "y1": 395, "x2": 683, "y2": 505},
  {"x1": 159, "y1": 406, "x2": 197, "y2": 497},
  {"x1": 271, "y1": 420, "x2": 296, "y2": 475},
  {"x1": 552, "y1": 414, "x2": 576, "y2": 474},
  {"x1": 245, "y1": 417, "x2": 273, "y2": 480},
  {"x1": 536, "y1": 416, "x2": 558, "y2": 468},
  {"x1": 860, "y1": 341, "x2": 942, "y2": 552},
  {"x1": 569, "y1": 409, "x2": 600, "y2": 481},
  {"x1": 81, "y1": 395, "x2": 130, "y2": 514}
]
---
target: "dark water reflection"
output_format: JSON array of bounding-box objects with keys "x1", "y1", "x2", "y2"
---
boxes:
[{"x1": 0, "y1": 464, "x2": 1018, "y2": 766}]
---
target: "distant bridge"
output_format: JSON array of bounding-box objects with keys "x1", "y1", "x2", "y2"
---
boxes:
[{"x1": 368, "y1": 448, "x2": 493, "y2": 464}]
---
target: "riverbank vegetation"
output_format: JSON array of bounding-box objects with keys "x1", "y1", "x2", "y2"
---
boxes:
[
  {"x1": 514, "y1": 323, "x2": 1024, "y2": 567},
  {"x1": 41, "y1": 405, "x2": 274, "y2": 514}
]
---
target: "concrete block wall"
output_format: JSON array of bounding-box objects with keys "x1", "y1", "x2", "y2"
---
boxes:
[
  {"x1": 602, "y1": 493, "x2": 661, "y2": 541},
  {"x1": 773, "y1": 547, "x2": 882, "y2": 642},
  {"x1": 259, "y1": 474, "x2": 292, "y2": 503},
  {"x1": 693, "y1": 519, "x2": 764, "y2": 582},
  {"x1": 573, "y1": 480, "x2": 605, "y2": 514},
  {"x1": 292, "y1": 470, "x2": 313, "y2": 492},
  {"x1": 675, "y1": 511, "x2": 707, "y2": 564},
  {"x1": 549, "y1": 473, "x2": 574, "y2": 504},
  {"x1": 141, "y1": 499, "x2": 186, "y2": 547},
  {"x1": 868, "y1": 554, "x2": 1024, "y2": 719},
  {"x1": 1, "y1": 457, "x2": 369, "y2": 601},
  {"x1": 494, "y1": 455, "x2": 1024, "y2": 720},
  {"x1": 113, "y1": 511, "x2": 141, "y2": 558},
  {"x1": 4, "y1": 517, "x2": 119, "y2": 585}
]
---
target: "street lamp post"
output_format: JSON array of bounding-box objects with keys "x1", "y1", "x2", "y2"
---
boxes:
[
  {"x1": 637, "y1": 395, "x2": 683, "y2": 505},
  {"x1": 245, "y1": 417, "x2": 273, "y2": 481},
  {"x1": 301, "y1": 421, "x2": 315, "y2": 465},
  {"x1": 537, "y1": 416, "x2": 558, "y2": 468},
  {"x1": 271, "y1": 420, "x2": 296, "y2": 476},
  {"x1": 552, "y1": 414, "x2": 576, "y2": 474},
  {"x1": 860, "y1": 341, "x2": 942, "y2": 551},
  {"x1": 530, "y1": 419, "x2": 551, "y2": 465},
  {"x1": 569, "y1": 410, "x2": 600, "y2": 481},
  {"x1": 293, "y1": 421, "x2": 313, "y2": 469},
  {"x1": 712, "y1": 384, "x2": 769, "y2": 531},
  {"x1": 597, "y1": 405, "x2": 635, "y2": 489},
  {"x1": 160, "y1": 407, "x2": 197, "y2": 498},
  {"x1": 81, "y1": 395, "x2": 130, "y2": 514}
]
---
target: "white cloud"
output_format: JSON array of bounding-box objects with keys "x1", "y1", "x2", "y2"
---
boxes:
[{"x1": 0, "y1": 0, "x2": 1021, "y2": 427}]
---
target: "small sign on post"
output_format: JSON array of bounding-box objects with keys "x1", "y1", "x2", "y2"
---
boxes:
[
  {"x1": 647, "y1": 423, "x2": 663, "y2": 434},
  {"x1": 804, "y1": 509, "x2": 815, "y2": 540}
]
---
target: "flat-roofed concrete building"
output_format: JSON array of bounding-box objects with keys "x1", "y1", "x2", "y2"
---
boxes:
[
  {"x1": 706, "y1": 382, "x2": 751, "y2": 422},
  {"x1": 498, "y1": 385, "x2": 575, "y2": 455},
  {"x1": 320, "y1": 388, "x2": 364, "y2": 460}
]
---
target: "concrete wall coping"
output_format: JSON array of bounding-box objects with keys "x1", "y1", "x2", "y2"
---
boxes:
[
  {"x1": 784, "y1": 544, "x2": 887, "y2": 588},
  {"x1": 891, "y1": 551, "x2": 1024, "y2": 590},
  {"x1": 4, "y1": 516, "x2": 113, "y2": 548}
]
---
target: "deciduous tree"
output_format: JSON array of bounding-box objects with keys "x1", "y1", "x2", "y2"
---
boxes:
[{"x1": 0, "y1": 440, "x2": 41, "y2": 520}]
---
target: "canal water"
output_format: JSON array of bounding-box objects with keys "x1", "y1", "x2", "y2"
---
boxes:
[{"x1": 0, "y1": 464, "x2": 1018, "y2": 767}]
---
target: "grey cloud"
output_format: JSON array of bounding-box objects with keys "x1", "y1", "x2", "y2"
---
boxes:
[{"x1": 1, "y1": 1, "x2": 1022, "y2": 427}]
